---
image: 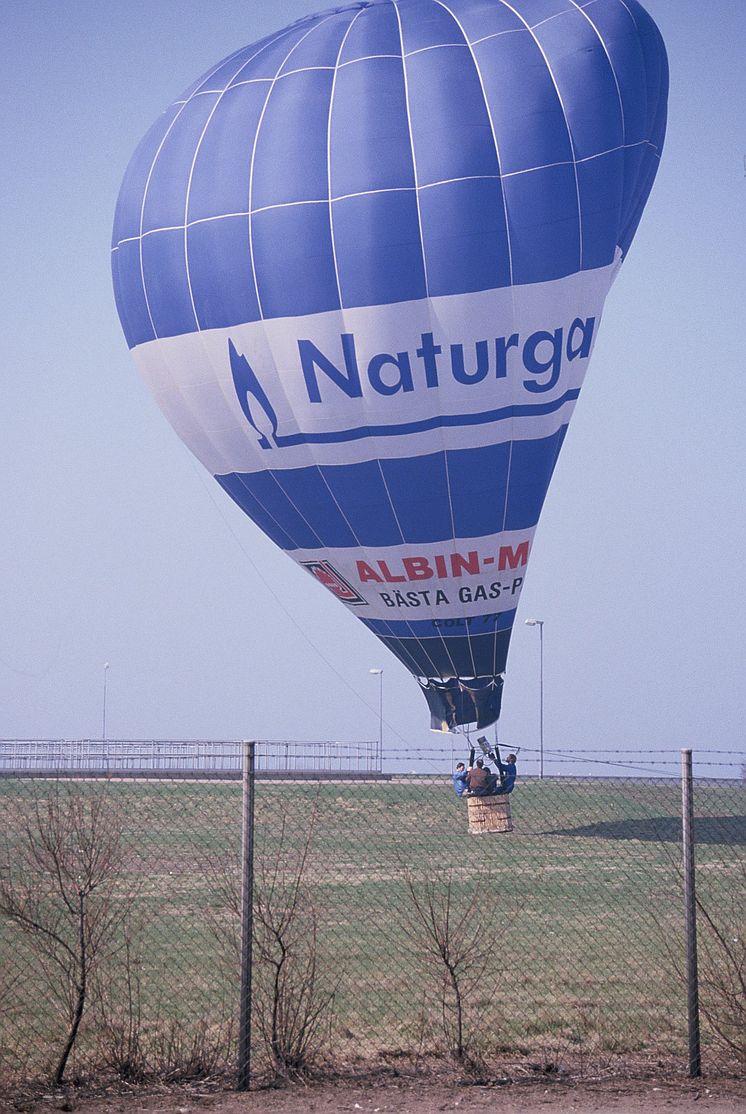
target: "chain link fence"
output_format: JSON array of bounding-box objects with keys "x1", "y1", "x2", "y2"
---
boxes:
[{"x1": 0, "y1": 742, "x2": 743, "y2": 1094}]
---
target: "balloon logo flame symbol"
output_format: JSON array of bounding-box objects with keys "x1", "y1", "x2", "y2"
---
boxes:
[{"x1": 229, "y1": 340, "x2": 278, "y2": 450}]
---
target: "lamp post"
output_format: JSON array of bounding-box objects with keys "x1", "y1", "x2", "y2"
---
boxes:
[
  {"x1": 524, "y1": 620, "x2": 544, "y2": 778},
  {"x1": 102, "y1": 662, "x2": 110, "y2": 742},
  {"x1": 369, "y1": 668, "x2": 383, "y2": 772}
]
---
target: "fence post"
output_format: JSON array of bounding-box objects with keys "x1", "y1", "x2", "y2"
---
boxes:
[
  {"x1": 237, "y1": 740, "x2": 256, "y2": 1091},
  {"x1": 681, "y1": 748, "x2": 701, "y2": 1077}
]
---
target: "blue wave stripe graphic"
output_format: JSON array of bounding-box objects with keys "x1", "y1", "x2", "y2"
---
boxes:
[
  {"x1": 267, "y1": 391, "x2": 579, "y2": 448},
  {"x1": 112, "y1": 0, "x2": 668, "y2": 349},
  {"x1": 216, "y1": 430, "x2": 566, "y2": 551}
]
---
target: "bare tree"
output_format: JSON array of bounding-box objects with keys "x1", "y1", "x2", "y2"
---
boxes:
[
  {"x1": 695, "y1": 866, "x2": 745, "y2": 1062},
  {"x1": 0, "y1": 784, "x2": 127, "y2": 1085},
  {"x1": 253, "y1": 798, "x2": 339, "y2": 1079},
  {"x1": 202, "y1": 840, "x2": 242, "y2": 975},
  {"x1": 646, "y1": 844, "x2": 745, "y2": 1066},
  {"x1": 203, "y1": 791, "x2": 338, "y2": 1081},
  {"x1": 90, "y1": 913, "x2": 147, "y2": 1081},
  {"x1": 401, "y1": 870, "x2": 505, "y2": 1065}
]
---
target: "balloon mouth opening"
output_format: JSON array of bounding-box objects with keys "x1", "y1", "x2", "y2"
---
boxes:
[{"x1": 419, "y1": 676, "x2": 504, "y2": 733}]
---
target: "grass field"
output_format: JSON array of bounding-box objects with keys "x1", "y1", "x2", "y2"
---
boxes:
[{"x1": 0, "y1": 775, "x2": 743, "y2": 1084}]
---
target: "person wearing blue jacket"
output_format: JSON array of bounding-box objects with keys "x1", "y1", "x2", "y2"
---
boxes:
[
  {"x1": 451, "y1": 761, "x2": 469, "y2": 797},
  {"x1": 491, "y1": 754, "x2": 517, "y2": 794}
]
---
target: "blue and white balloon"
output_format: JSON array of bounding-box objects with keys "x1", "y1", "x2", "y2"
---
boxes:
[{"x1": 113, "y1": 0, "x2": 668, "y2": 731}]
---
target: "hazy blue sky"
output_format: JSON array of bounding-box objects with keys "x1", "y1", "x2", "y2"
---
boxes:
[{"x1": 2, "y1": 1, "x2": 744, "y2": 776}]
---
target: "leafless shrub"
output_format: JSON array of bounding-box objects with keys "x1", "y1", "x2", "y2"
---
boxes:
[
  {"x1": 401, "y1": 869, "x2": 507, "y2": 1067},
  {"x1": 146, "y1": 1016, "x2": 234, "y2": 1081},
  {"x1": 91, "y1": 935, "x2": 234, "y2": 1084},
  {"x1": 0, "y1": 964, "x2": 22, "y2": 1079},
  {"x1": 202, "y1": 841, "x2": 241, "y2": 981},
  {"x1": 252, "y1": 799, "x2": 338, "y2": 1080},
  {"x1": 203, "y1": 791, "x2": 338, "y2": 1080},
  {"x1": 648, "y1": 844, "x2": 744, "y2": 1067},
  {"x1": 0, "y1": 783, "x2": 128, "y2": 1085},
  {"x1": 696, "y1": 866, "x2": 745, "y2": 1062},
  {"x1": 90, "y1": 915, "x2": 148, "y2": 1081}
]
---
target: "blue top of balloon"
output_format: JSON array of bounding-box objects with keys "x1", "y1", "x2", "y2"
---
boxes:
[{"x1": 113, "y1": 0, "x2": 668, "y2": 351}]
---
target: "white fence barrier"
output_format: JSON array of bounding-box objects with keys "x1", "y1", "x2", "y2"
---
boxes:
[{"x1": 0, "y1": 739, "x2": 379, "y2": 777}]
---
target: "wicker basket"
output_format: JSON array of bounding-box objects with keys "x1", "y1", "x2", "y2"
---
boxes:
[{"x1": 467, "y1": 794, "x2": 513, "y2": 834}]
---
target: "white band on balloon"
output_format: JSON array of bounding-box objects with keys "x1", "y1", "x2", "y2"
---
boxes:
[
  {"x1": 131, "y1": 260, "x2": 619, "y2": 476},
  {"x1": 291, "y1": 525, "x2": 535, "y2": 623}
]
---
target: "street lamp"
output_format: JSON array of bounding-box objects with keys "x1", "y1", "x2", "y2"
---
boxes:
[
  {"x1": 369, "y1": 668, "x2": 383, "y2": 772},
  {"x1": 524, "y1": 620, "x2": 544, "y2": 778},
  {"x1": 102, "y1": 662, "x2": 110, "y2": 742}
]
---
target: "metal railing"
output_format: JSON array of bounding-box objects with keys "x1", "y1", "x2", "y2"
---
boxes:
[{"x1": 0, "y1": 738, "x2": 379, "y2": 777}]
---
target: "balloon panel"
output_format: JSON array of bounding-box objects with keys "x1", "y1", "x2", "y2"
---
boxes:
[{"x1": 112, "y1": 0, "x2": 668, "y2": 730}]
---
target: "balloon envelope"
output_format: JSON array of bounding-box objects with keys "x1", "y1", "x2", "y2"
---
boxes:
[{"x1": 112, "y1": 0, "x2": 668, "y2": 731}]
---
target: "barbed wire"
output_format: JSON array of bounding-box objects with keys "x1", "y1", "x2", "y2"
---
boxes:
[{"x1": 395, "y1": 744, "x2": 744, "y2": 763}]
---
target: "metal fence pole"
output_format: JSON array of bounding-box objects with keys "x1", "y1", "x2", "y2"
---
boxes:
[
  {"x1": 237, "y1": 740, "x2": 256, "y2": 1091},
  {"x1": 681, "y1": 748, "x2": 701, "y2": 1078}
]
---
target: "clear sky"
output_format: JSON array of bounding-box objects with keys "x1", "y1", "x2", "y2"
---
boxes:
[{"x1": 2, "y1": 1, "x2": 744, "y2": 776}]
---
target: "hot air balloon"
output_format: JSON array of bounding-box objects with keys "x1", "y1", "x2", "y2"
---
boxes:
[{"x1": 112, "y1": 0, "x2": 668, "y2": 733}]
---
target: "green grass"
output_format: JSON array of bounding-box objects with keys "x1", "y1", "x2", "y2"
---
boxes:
[{"x1": 0, "y1": 775, "x2": 742, "y2": 1081}]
